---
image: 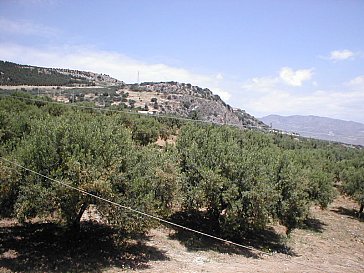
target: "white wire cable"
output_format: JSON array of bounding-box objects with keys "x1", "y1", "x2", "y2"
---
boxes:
[
  {"x1": 0, "y1": 94, "x2": 334, "y2": 272},
  {"x1": 1, "y1": 157, "x2": 336, "y2": 272},
  {"x1": 0, "y1": 156, "x2": 266, "y2": 254},
  {"x1": 4, "y1": 157, "x2": 349, "y2": 272}
]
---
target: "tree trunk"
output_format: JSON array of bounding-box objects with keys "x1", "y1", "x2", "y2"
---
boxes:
[
  {"x1": 358, "y1": 204, "x2": 363, "y2": 218},
  {"x1": 72, "y1": 203, "x2": 88, "y2": 231}
]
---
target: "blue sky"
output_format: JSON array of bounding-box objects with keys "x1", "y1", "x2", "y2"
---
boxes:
[{"x1": 1, "y1": 0, "x2": 364, "y2": 123}]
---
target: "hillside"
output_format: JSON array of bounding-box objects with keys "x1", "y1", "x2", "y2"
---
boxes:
[
  {"x1": 260, "y1": 114, "x2": 364, "y2": 146},
  {"x1": 120, "y1": 82, "x2": 267, "y2": 129},
  {"x1": 0, "y1": 60, "x2": 123, "y2": 87},
  {"x1": 0, "y1": 60, "x2": 267, "y2": 130}
]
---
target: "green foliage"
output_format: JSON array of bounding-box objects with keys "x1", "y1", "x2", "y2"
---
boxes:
[
  {"x1": 0, "y1": 94, "x2": 43, "y2": 154},
  {"x1": 0, "y1": 161, "x2": 20, "y2": 217},
  {"x1": 0, "y1": 97, "x2": 179, "y2": 233},
  {"x1": 131, "y1": 117, "x2": 160, "y2": 145},
  {"x1": 15, "y1": 182, "x2": 58, "y2": 222},
  {"x1": 1, "y1": 94, "x2": 362, "y2": 239},
  {"x1": 9, "y1": 112, "x2": 133, "y2": 226},
  {"x1": 115, "y1": 146, "x2": 181, "y2": 219},
  {"x1": 339, "y1": 150, "x2": 364, "y2": 211},
  {"x1": 274, "y1": 152, "x2": 310, "y2": 233},
  {"x1": 0, "y1": 61, "x2": 89, "y2": 86},
  {"x1": 188, "y1": 110, "x2": 201, "y2": 120},
  {"x1": 177, "y1": 123, "x2": 339, "y2": 236},
  {"x1": 176, "y1": 124, "x2": 281, "y2": 237}
]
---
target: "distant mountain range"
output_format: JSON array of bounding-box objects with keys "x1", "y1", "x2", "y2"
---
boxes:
[{"x1": 260, "y1": 115, "x2": 364, "y2": 146}]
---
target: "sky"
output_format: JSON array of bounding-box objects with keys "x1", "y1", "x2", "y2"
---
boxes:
[{"x1": 0, "y1": 0, "x2": 364, "y2": 123}]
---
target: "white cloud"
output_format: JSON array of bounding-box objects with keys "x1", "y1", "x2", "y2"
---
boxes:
[
  {"x1": 241, "y1": 76, "x2": 278, "y2": 92},
  {"x1": 0, "y1": 43, "x2": 231, "y2": 101},
  {"x1": 329, "y1": 49, "x2": 354, "y2": 61},
  {"x1": 347, "y1": 75, "x2": 364, "y2": 87},
  {"x1": 0, "y1": 17, "x2": 59, "y2": 37},
  {"x1": 242, "y1": 67, "x2": 313, "y2": 92},
  {"x1": 279, "y1": 67, "x2": 313, "y2": 87},
  {"x1": 216, "y1": 73, "x2": 224, "y2": 80}
]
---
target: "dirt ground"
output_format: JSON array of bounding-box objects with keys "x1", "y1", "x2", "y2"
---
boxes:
[
  {"x1": 120, "y1": 195, "x2": 363, "y2": 273},
  {"x1": 1, "y1": 194, "x2": 363, "y2": 273}
]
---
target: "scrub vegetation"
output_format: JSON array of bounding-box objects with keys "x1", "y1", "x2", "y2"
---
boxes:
[{"x1": 1, "y1": 94, "x2": 363, "y2": 237}]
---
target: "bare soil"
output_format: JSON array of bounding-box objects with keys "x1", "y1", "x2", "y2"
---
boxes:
[{"x1": 1, "y1": 194, "x2": 363, "y2": 273}]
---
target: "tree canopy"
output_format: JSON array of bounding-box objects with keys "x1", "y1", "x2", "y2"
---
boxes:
[{"x1": 0, "y1": 94, "x2": 362, "y2": 239}]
